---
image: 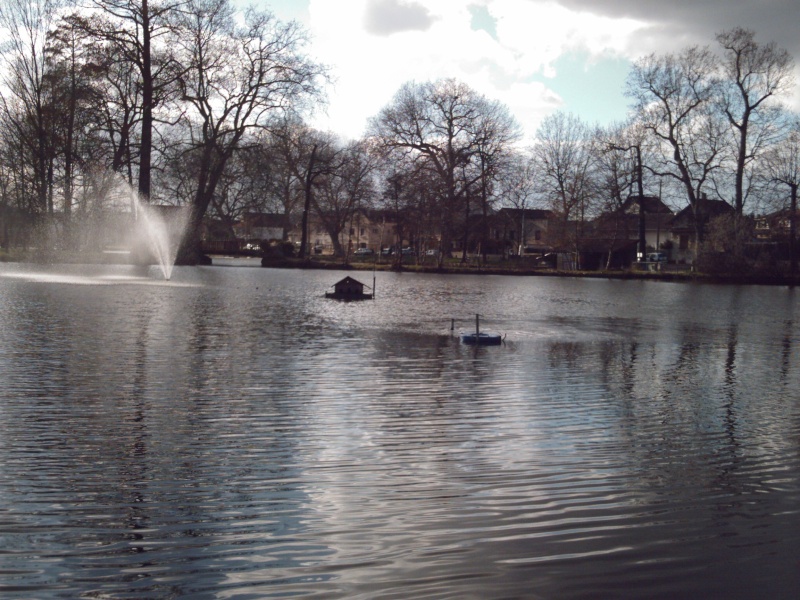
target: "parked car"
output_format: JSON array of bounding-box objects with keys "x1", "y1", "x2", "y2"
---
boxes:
[
  {"x1": 647, "y1": 252, "x2": 668, "y2": 263},
  {"x1": 425, "y1": 249, "x2": 439, "y2": 256},
  {"x1": 354, "y1": 247, "x2": 374, "y2": 256},
  {"x1": 401, "y1": 247, "x2": 415, "y2": 256}
]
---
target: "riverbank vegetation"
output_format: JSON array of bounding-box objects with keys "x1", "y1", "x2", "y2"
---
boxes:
[{"x1": 0, "y1": 1, "x2": 798, "y2": 278}]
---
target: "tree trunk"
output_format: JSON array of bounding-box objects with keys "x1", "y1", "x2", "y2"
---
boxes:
[
  {"x1": 635, "y1": 146, "x2": 646, "y2": 260},
  {"x1": 138, "y1": 0, "x2": 153, "y2": 201},
  {"x1": 299, "y1": 144, "x2": 317, "y2": 259},
  {"x1": 175, "y1": 148, "x2": 227, "y2": 265}
]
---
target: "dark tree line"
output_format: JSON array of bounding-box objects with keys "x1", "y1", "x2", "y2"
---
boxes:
[{"x1": 0, "y1": 6, "x2": 797, "y2": 271}]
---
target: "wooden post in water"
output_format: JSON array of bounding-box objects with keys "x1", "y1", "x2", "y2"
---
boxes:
[{"x1": 475, "y1": 314, "x2": 480, "y2": 339}]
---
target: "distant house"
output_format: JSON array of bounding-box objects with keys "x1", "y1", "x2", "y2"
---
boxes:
[
  {"x1": 241, "y1": 213, "x2": 289, "y2": 241},
  {"x1": 491, "y1": 208, "x2": 553, "y2": 254},
  {"x1": 620, "y1": 195, "x2": 674, "y2": 254},
  {"x1": 285, "y1": 209, "x2": 399, "y2": 256},
  {"x1": 576, "y1": 196, "x2": 673, "y2": 269},
  {"x1": 670, "y1": 197, "x2": 734, "y2": 263},
  {"x1": 755, "y1": 207, "x2": 800, "y2": 241},
  {"x1": 343, "y1": 209, "x2": 397, "y2": 253}
]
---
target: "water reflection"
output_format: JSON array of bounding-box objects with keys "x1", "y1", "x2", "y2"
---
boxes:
[{"x1": 0, "y1": 262, "x2": 799, "y2": 599}]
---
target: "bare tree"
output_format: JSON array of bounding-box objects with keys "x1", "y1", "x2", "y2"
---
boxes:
[
  {"x1": 74, "y1": 0, "x2": 182, "y2": 201},
  {"x1": 268, "y1": 120, "x2": 340, "y2": 258},
  {"x1": 533, "y1": 111, "x2": 596, "y2": 266},
  {"x1": 716, "y1": 27, "x2": 795, "y2": 215},
  {"x1": 627, "y1": 46, "x2": 727, "y2": 251},
  {"x1": 42, "y1": 19, "x2": 114, "y2": 224},
  {"x1": 599, "y1": 118, "x2": 666, "y2": 262},
  {"x1": 375, "y1": 152, "x2": 438, "y2": 267},
  {"x1": 762, "y1": 118, "x2": 800, "y2": 275},
  {"x1": 172, "y1": 0, "x2": 325, "y2": 264},
  {"x1": 595, "y1": 121, "x2": 646, "y2": 267},
  {"x1": 63, "y1": 12, "x2": 144, "y2": 183},
  {"x1": 495, "y1": 150, "x2": 537, "y2": 255},
  {"x1": 471, "y1": 102, "x2": 520, "y2": 261},
  {"x1": 370, "y1": 78, "x2": 520, "y2": 266},
  {"x1": 313, "y1": 138, "x2": 377, "y2": 258},
  {"x1": 0, "y1": 0, "x2": 63, "y2": 216}
]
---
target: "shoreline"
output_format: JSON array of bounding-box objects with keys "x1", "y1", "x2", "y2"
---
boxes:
[
  {"x1": 2, "y1": 252, "x2": 796, "y2": 287},
  {"x1": 257, "y1": 256, "x2": 800, "y2": 287}
]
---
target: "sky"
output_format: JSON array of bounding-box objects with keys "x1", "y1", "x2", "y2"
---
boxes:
[{"x1": 257, "y1": 0, "x2": 800, "y2": 143}]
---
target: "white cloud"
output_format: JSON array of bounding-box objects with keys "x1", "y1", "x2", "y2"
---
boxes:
[
  {"x1": 491, "y1": 0, "x2": 648, "y2": 71},
  {"x1": 285, "y1": 0, "x2": 799, "y2": 140},
  {"x1": 305, "y1": 0, "x2": 655, "y2": 141}
]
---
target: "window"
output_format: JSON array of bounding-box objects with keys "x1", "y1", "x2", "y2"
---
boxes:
[{"x1": 679, "y1": 234, "x2": 689, "y2": 250}]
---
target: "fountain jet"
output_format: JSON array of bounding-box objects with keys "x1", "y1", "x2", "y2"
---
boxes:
[{"x1": 132, "y1": 201, "x2": 189, "y2": 280}]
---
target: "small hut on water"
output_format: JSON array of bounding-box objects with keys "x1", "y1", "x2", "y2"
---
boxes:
[{"x1": 325, "y1": 276, "x2": 373, "y2": 300}]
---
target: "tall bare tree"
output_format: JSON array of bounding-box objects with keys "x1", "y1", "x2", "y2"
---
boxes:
[
  {"x1": 533, "y1": 111, "x2": 596, "y2": 266},
  {"x1": 313, "y1": 138, "x2": 377, "y2": 258},
  {"x1": 495, "y1": 150, "x2": 537, "y2": 255},
  {"x1": 76, "y1": 0, "x2": 181, "y2": 201},
  {"x1": 62, "y1": 12, "x2": 142, "y2": 183},
  {"x1": 370, "y1": 78, "x2": 520, "y2": 265},
  {"x1": 762, "y1": 118, "x2": 800, "y2": 275},
  {"x1": 375, "y1": 152, "x2": 439, "y2": 266},
  {"x1": 600, "y1": 120, "x2": 658, "y2": 260},
  {"x1": 716, "y1": 27, "x2": 795, "y2": 215},
  {"x1": 0, "y1": 0, "x2": 63, "y2": 215},
  {"x1": 172, "y1": 0, "x2": 325, "y2": 264},
  {"x1": 627, "y1": 46, "x2": 727, "y2": 249},
  {"x1": 43, "y1": 19, "x2": 104, "y2": 221},
  {"x1": 268, "y1": 120, "x2": 340, "y2": 258}
]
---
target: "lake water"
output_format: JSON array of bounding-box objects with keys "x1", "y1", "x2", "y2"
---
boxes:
[{"x1": 1, "y1": 259, "x2": 799, "y2": 599}]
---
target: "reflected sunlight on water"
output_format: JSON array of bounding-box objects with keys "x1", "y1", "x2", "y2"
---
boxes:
[{"x1": 0, "y1": 261, "x2": 799, "y2": 599}]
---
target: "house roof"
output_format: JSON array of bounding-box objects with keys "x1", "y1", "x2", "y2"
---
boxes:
[
  {"x1": 591, "y1": 212, "x2": 673, "y2": 234},
  {"x1": 671, "y1": 198, "x2": 734, "y2": 230},
  {"x1": 332, "y1": 276, "x2": 366, "y2": 288},
  {"x1": 760, "y1": 207, "x2": 800, "y2": 221},
  {"x1": 620, "y1": 195, "x2": 673, "y2": 215}
]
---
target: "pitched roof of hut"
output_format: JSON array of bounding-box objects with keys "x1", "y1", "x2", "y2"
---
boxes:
[{"x1": 331, "y1": 276, "x2": 371, "y2": 289}]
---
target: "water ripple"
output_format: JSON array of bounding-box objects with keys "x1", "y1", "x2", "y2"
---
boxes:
[{"x1": 1, "y1": 264, "x2": 799, "y2": 598}]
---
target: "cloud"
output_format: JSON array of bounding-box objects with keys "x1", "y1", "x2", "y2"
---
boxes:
[
  {"x1": 548, "y1": 0, "x2": 800, "y2": 113},
  {"x1": 553, "y1": 0, "x2": 800, "y2": 59},
  {"x1": 491, "y1": 0, "x2": 648, "y2": 73},
  {"x1": 309, "y1": 0, "x2": 596, "y2": 140},
  {"x1": 305, "y1": 0, "x2": 799, "y2": 142},
  {"x1": 364, "y1": 0, "x2": 437, "y2": 35}
]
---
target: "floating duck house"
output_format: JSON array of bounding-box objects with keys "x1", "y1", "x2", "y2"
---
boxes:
[{"x1": 325, "y1": 276, "x2": 373, "y2": 300}]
